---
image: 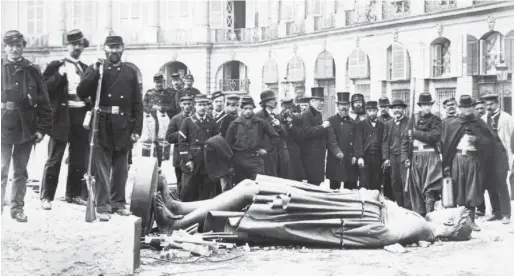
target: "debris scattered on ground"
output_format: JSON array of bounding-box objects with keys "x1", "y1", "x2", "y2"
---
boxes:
[
  {"x1": 384, "y1": 243, "x2": 407, "y2": 253},
  {"x1": 418, "y1": 241, "x2": 430, "y2": 248}
]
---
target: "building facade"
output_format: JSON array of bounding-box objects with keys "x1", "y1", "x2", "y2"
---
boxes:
[{"x1": 2, "y1": 0, "x2": 514, "y2": 118}]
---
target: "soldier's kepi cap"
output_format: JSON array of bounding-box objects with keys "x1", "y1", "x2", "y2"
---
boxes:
[
  {"x1": 3, "y1": 30, "x2": 27, "y2": 46},
  {"x1": 104, "y1": 36, "x2": 124, "y2": 46},
  {"x1": 171, "y1": 73, "x2": 181, "y2": 79},
  {"x1": 211, "y1": 91, "x2": 224, "y2": 100},
  {"x1": 66, "y1": 29, "x2": 89, "y2": 47},
  {"x1": 194, "y1": 94, "x2": 210, "y2": 103},
  {"x1": 153, "y1": 73, "x2": 164, "y2": 82},
  {"x1": 351, "y1": 93, "x2": 364, "y2": 103},
  {"x1": 378, "y1": 97, "x2": 390, "y2": 107},
  {"x1": 473, "y1": 97, "x2": 485, "y2": 106},
  {"x1": 184, "y1": 74, "x2": 194, "y2": 81},
  {"x1": 482, "y1": 93, "x2": 499, "y2": 101},
  {"x1": 180, "y1": 95, "x2": 193, "y2": 102},
  {"x1": 443, "y1": 97, "x2": 456, "y2": 105}
]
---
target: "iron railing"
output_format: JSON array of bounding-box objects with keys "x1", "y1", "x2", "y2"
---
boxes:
[
  {"x1": 382, "y1": 1, "x2": 411, "y2": 20},
  {"x1": 345, "y1": 0, "x2": 378, "y2": 26},
  {"x1": 432, "y1": 59, "x2": 451, "y2": 77},
  {"x1": 219, "y1": 79, "x2": 250, "y2": 93},
  {"x1": 425, "y1": 0, "x2": 457, "y2": 13}
]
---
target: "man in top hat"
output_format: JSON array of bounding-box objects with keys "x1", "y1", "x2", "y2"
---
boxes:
[
  {"x1": 355, "y1": 101, "x2": 385, "y2": 191},
  {"x1": 473, "y1": 98, "x2": 486, "y2": 118},
  {"x1": 297, "y1": 97, "x2": 310, "y2": 113},
  {"x1": 440, "y1": 95, "x2": 502, "y2": 231},
  {"x1": 442, "y1": 97, "x2": 458, "y2": 120},
  {"x1": 178, "y1": 94, "x2": 219, "y2": 201},
  {"x1": 1, "y1": 30, "x2": 52, "y2": 221},
  {"x1": 480, "y1": 93, "x2": 512, "y2": 223},
  {"x1": 256, "y1": 90, "x2": 283, "y2": 177},
  {"x1": 297, "y1": 87, "x2": 330, "y2": 185},
  {"x1": 382, "y1": 99, "x2": 409, "y2": 207},
  {"x1": 402, "y1": 92, "x2": 442, "y2": 217},
  {"x1": 40, "y1": 29, "x2": 90, "y2": 210},
  {"x1": 225, "y1": 96, "x2": 280, "y2": 184},
  {"x1": 326, "y1": 92, "x2": 358, "y2": 190},
  {"x1": 349, "y1": 93, "x2": 367, "y2": 122},
  {"x1": 378, "y1": 97, "x2": 392, "y2": 123},
  {"x1": 166, "y1": 95, "x2": 194, "y2": 198},
  {"x1": 175, "y1": 74, "x2": 201, "y2": 110},
  {"x1": 218, "y1": 95, "x2": 240, "y2": 137},
  {"x1": 77, "y1": 35, "x2": 143, "y2": 220}
]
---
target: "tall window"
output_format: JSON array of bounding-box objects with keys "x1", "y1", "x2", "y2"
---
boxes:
[
  {"x1": 311, "y1": 0, "x2": 336, "y2": 15},
  {"x1": 71, "y1": 1, "x2": 94, "y2": 41},
  {"x1": 281, "y1": 1, "x2": 294, "y2": 21},
  {"x1": 431, "y1": 38, "x2": 451, "y2": 77},
  {"x1": 27, "y1": 0, "x2": 44, "y2": 34}
]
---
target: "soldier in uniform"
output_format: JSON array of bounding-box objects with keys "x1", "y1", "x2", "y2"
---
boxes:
[
  {"x1": 211, "y1": 91, "x2": 225, "y2": 124},
  {"x1": 165, "y1": 96, "x2": 193, "y2": 197},
  {"x1": 442, "y1": 97, "x2": 458, "y2": 120},
  {"x1": 178, "y1": 94, "x2": 219, "y2": 201},
  {"x1": 402, "y1": 93, "x2": 442, "y2": 216},
  {"x1": 473, "y1": 98, "x2": 486, "y2": 118},
  {"x1": 326, "y1": 92, "x2": 358, "y2": 190},
  {"x1": 225, "y1": 96, "x2": 280, "y2": 184},
  {"x1": 40, "y1": 30, "x2": 90, "y2": 210},
  {"x1": 77, "y1": 36, "x2": 143, "y2": 220},
  {"x1": 218, "y1": 95, "x2": 239, "y2": 137},
  {"x1": 355, "y1": 101, "x2": 385, "y2": 191},
  {"x1": 378, "y1": 97, "x2": 392, "y2": 123},
  {"x1": 382, "y1": 99, "x2": 409, "y2": 207},
  {"x1": 349, "y1": 93, "x2": 367, "y2": 122},
  {"x1": 1, "y1": 30, "x2": 52, "y2": 222},
  {"x1": 175, "y1": 74, "x2": 201, "y2": 110},
  {"x1": 297, "y1": 87, "x2": 330, "y2": 185}
]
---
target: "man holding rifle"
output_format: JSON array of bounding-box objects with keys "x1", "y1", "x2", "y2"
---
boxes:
[{"x1": 77, "y1": 36, "x2": 143, "y2": 221}]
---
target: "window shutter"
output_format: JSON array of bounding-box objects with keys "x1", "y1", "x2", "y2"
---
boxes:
[
  {"x1": 479, "y1": 39, "x2": 487, "y2": 75},
  {"x1": 325, "y1": 53, "x2": 335, "y2": 78},
  {"x1": 392, "y1": 43, "x2": 406, "y2": 80},
  {"x1": 505, "y1": 34, "x2": 514, "y2": 73},
  {"x1": 263, "y1": 60, "x2": 278, "y2": 84},
  {"x1": 452, "y1": 37, "x2": 462, "y2": 77},
  {"x1": 358, "y1": 49, "x2": 369, "y2": 78},
  {"x1": 348, "y1": 49, "x2": 359, "y2": 79},
  {"x1": 432, "y1": 44, "x2": 442, "y2": 77},
  {"x1": 210, "y1": 0, "x2": 223, "y2": 28},
  {"x1": 467, "y1": 35, "x2": 478, "y2": 76}
]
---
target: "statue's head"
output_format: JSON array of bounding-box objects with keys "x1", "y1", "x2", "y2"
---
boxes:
[{"x1": 425, "y1": 207, "x2": 472, "y2": 241}]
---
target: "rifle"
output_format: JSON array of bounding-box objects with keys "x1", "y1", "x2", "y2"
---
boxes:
[
  {"x1": 83, "y1": 60, "x2": 104, "y2": 222},
  {"x1": 404, "y1": 77, "x2": 416, "y2": 193}
]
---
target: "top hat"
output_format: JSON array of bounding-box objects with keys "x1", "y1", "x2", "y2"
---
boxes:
[
  {"x1": 3, "y1": 30, "x2": 26, "y2": 46},
  {"x1": 378, "y1": 97, "x2": 390, "y2": 107},
  {"x1": 473, "y1": 97, "x2": 485, "y2": 106},
  {"x1": 351, "y1": 93, "x2": 364, "y2": 103},
  {"x1": 365, "y1": 101, "x2": 378, "y2": 110},
  {"x1": 310, "y1": 87, "x2": 325, "y2": 100},
  {"x1": 104, "y1": 36, "x2": 124, "y2": 46},
  {"x1": 389, "y1": 99, "x2": 407, "y2": 108},
  {"x1": 442, "y1": 97, "x2": 456, "y2": 106},
  {"x1": 336, "y1": 92, "x2": 351, "y2": 104},
  {"x1": 171, "y1": 73, "x2": 181, "y2": 79},
  {"x1": 194, "y1": 94, "x2": 210, "y2": 103},
  {"x1": 153, "y1": 73, "x2": 164, "y2": 82},
  {"x1": 482, "y1": 93, "x2": 499, "y2": 101},
  {"x1": 211, "y1": 91, "x2": 224, "y2": 100},
  {"x1": 417, "y1": 93, "x2": 435, "y2": 105},
  {"x1": 66, "y1": 29, "x2": 89, "y2": 47},
  {"x1": 240, "y1": 96, "x2": 256, "y2": 108},
  {"x1": 180, "y1": 95, "x2": 193, "y2": 102},
  {"x1": 259, "y1": 90, "x2": 276, "y2": 104},
  {"x1": 184, "y1": 74, "x2": 194, "y2": 81},
  {"x1": 458, "y1": 95, "x2": 474, "y2": 108}
]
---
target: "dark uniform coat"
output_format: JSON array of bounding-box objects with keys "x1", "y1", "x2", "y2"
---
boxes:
[
  {"x1": 1, "y1": 58, "x2": 52, "y2": 144},
  {"x1": 214, "y1": 111, "x2": 237, "y2": 137},
  {"x1": 144, "y1": 87, "x2": 178, "y2": 119},
  {"x1": 326, "y1": 114, "x2": 358, "y2": 182},
  {"x1": 43, "y1": 60, "x2": 89, "y2": 141},
  {"x1": 174, "y1": 87, "x2": 201, "y2": 111},
  {"x1": 77, "y1": 62, "x2": 143, "y2": 150},
  {"x1": 297, "y1": 106, "x2": 328, "y2": 184},
  {"x1": 166, "y1": 112, "x2": 190, "y2": 167}
]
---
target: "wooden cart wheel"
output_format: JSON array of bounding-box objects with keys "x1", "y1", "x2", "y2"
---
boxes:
[{"x1": 130, "y1": 157, "x2": 159, "y2": 236}]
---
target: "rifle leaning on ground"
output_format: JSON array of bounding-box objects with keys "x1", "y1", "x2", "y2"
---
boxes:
[
  {"x1": 404, "y1": 78, "x2": 416, "y2": 193},
  {"x1": 83, "y1": 60, "x2": 105, "y2": 222}
]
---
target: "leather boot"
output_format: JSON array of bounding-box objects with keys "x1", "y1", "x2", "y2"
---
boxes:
[{"x1": 468, "y1": 207, "x2": 481, "y2": 231}]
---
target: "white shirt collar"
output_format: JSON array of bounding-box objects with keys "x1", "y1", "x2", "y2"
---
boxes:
[{"x1": 65, "y1": 56, "x2": 81, "y2": 64}]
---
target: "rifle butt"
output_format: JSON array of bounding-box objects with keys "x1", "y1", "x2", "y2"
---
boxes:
[{"x1": 85, "y1": 190, "x2": 96, "y2": 222}]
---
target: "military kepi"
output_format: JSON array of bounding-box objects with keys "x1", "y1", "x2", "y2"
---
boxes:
[
  {"x1": 240, "y1": 96, "x2": 255, "y2": 108},
  {"x1": 104, "y1": 36, "x2": 124, "y2": 46},
  {"x1": 336, "y1": 92, "x2": 351, "y2": 104},
  {"x1": 3, "y1": 30, "x2": 26, "y2": 46},
  {"x1": 153, "y1": 73, "x2": 164, "y2": 82},
  {"x1": 311, "y1": 87, "x2": 324, "y2": 100},
  {"x1": 194, "y1": 94, "x2": 210, "y2": 103},
  {"x1": 351, "y1": 93, "x2": 364, "y2": 103},
  {"x1": 211, "y1": 91, "x2": 224, "y2": 100}
]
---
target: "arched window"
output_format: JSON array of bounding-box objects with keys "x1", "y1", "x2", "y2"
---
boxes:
[
  {"x1": 286, "y1": 56, "x2": 305, "y2": 82},
  {"x1": 348, "y1": 48, "x2": 369, "y2": 79},
  {"x1": 315, "y1": 51, "x2": 335, "y2": 79},
  {"x1": 430, "y1": 38, "x2": 451, "y2": 78}
]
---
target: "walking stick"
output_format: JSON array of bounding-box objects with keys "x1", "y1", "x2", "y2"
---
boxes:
[
  {"x1": 404, "y1": 78, "x2": 416, "y2": 193},
  {"x1": 83, "y1": 60, "x2": 104, "y2": 222}
]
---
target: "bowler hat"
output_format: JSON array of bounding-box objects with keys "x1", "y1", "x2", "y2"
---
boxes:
[
  {"x1": 3, "y1": 30, "x2": 26, "y2": 46},
  {"x1": 171, "y1": 73, "x2": 181, "y2": 79},
  {"x1": 473, "y1": 98, "x2": 485, "y2": 106},
  {"x1": 240, "y1": 96, "x2": 256, "y2": 108},
  {"x1": 184, "y1": 74, "x2": 194, "y2": 81},
  {"x1": 66, "y1": 29, "x2": 89, "y2": 47},
  {"x1": 259, "y1": 90, "x2": 276, "y2": 104},
  {"x1": 297, "y1": 97, "x2": 311, "y2": 104},
  {"x1": 311, "y1": 87, "x2": 325, "y2": 100},
  {"x1": 389, "y1": 99, "x2": 407, "y2": 108},
  {"x1": 104, "y1": 36, "x2": 124, "y2": 46},
  {"x1": 153, "y1": 73, "x2": 164, "y2": 82},
  {"x1": 180, "y1": 95, "x2": 193, "y2": 102},
  {"x1": 482, "y1": 94, "x2": 499, "y2": 101},
  {"x1": 378, "y1": 97, "x2": 390, "y2": 107},
  {"x1": 351, "y1": 93, "x2": 364, "y2": 103},
  {"x1": 336, "y1": 92, "x2": 351, "y2": 104},
  {"x1": 458, "y1": 95, "x2": 474, "y2": 108},
  {"x1": 365, "y1": 101, "x2": 378, "y2": 110},
  {"x1": 211, "y1": 91, "x2": 224, "y2": 100},
  {"x1": 417, "y1": 93, "x2": 435, "y2": 105},
  {"x1": 442, "y1": 97, "x2": 456, "y2": 106},
  {"x1": 194, "y1": 94, "x2": 210, "y2": 103}
]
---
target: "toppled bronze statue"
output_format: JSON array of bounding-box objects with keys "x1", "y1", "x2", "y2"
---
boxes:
[{"x1": 154, "y1": 175, "x2": 472, "y2": 248}]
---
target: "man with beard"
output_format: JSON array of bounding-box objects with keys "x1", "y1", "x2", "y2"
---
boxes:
[
  {"x1": 166, "y1": 96, "x2": 193, "y2": 197},
  {"x1": 473, "y1": 98, "x2": 486, "y2": 118},
  {"x1": 355, "y1": 101, "x2": 385, "y2": 191},
  {"x1": 178, "y1": 95, "x2": 219, "y2": 201},
  {"x1": 378, "y1": 97, "x2": 392, "y2": 123},
  {"x1": 442, "y1": 97, "x2": 458, "y2": 120},
  {"x1": 298, "y1": 87, "x2": 331, "y2": 185},
  {"x1": 218, "y1": 95, "x2": 239, "y2": 137},
  {"x1": 326, "y1": 92, "x2": 358, "y2": 190},
  {"x1": 382, "y1": 99, "x2": 409, "y2": 207},
  {"x1": 480, "y1": 94, "x2": 512, "y2": 223},
  {"x1": 77, "y1": 36, "x2": 143, "y2": 220},
  {"x1": 1, "y1": 30, "x2": 52, "y2": 221},
  {"x1": 349, "y1": 93, "x2": 367, "y2": 122},
  {"x1": 175, "y1": 74, "x2": 201, "y2": 109},
  {"x1": 441, "y1": 95, "x2": 500, "y2": 231},
  {"x1": 402, "y1": 93, "x2": 442, "y2": 217},
  {"x1": 256, "y1": 90, "x2": 283, "y2": 177},
  {"x1": 40, "y1": 30, "x2": 90, "y2": 210},
  {"x1": 225, "y1": 96, "x2": 279, "y2": 184},
  {"x1": 282, "y1": 105, "x2": 306, "y2": 181}
]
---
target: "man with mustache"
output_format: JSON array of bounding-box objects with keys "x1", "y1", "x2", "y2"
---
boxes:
[
  {"x1": 175, "y1": 74, "x2": 201, "y2": 111},
  {"x1": 443, "y1": 97, "x2": 458, "y2": 120},
  {"x1": 297, "y1": 97, "x2": 310, "y2": 113},
  {"x1": 77, "y1": 36, "x2": 144, "y2": 221},
  {"x1": 1, "y1": 30, "x2": 52, "y2": 221},
  {"x1": 349, "y1": 93, "x2": 367, "y2": 122},
  {"x1": 326, "y1": 92, "x2": 358, "y2": 190},
  {"x1": 378, "y1": 97, "x2": 392, "y2": 123},
  {"x1": 382, "y1": 99, "x2": 409, "y2": 207},
  {"x1": 40, "y1": 30, "x2": 90, "y2": 210},
  {"x1": 473, "y1": 98, "x2": 486, "y2": 118}
]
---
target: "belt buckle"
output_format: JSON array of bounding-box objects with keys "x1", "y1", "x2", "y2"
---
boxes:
[
  {"x1": 461, "y1": 150, "x2": 468, "y2": 156},
  {"x1": 111, "y1": 106, "x2": 119, "y2": 114}
]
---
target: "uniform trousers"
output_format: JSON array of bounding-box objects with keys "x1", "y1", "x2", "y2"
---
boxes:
[
  {"x1": 180, "y1": 172, "x2": 216, "y2": 202},
  {"x1": 480, "y1": 163, "x2": 511, "y2": 218},
  {"x1": 1, "y1": 141, "x2": 33, "y2": 215},
  {"x1": 408, "y1": 151, "x2": 442, "y2": 216},
  {"x1": 452, "y1": 153, "x2": 482, "y2": 208},
  {"x1": 94, "y1": 145, "x2": 129, "y2": 213},
  {"x1": 233, "y1": 152, "x2": 264, "y2": 185}
]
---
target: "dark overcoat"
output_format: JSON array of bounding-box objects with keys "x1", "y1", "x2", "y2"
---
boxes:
[
  {"x1": 144, "y1": 87, "x2": 177, "y2": 119},
  {"x1": 166, "y1": 112, "x2": 190, "y2": 167},
  {"x1": 326, "y1": 114, "x2": 358, "y2": 182},
  {"x1": 297, "y1": 106, "x2": 327, "y2": 183},
  {"x1": 354, "y1": 119, "x2": 385, "y2": 158},
  {"x1": 283, "y1": 117, "x2": 306, "y2": 181}
]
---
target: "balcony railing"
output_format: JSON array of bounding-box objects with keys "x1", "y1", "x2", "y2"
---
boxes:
[
  {"x1": 219, "y1": 79, "x2": 250, "y2": 93},
  {"x1": 382, "y1": 1, "x2": 411, "y2": 20},
  {"x1": 159, "y1": 29, "x2": 193, "y2": 44},
  {"x1": 261, "y1": 25, "x2": 279, "y2": 40},
  {"x1": 213, "y1": 28, "x2": 260, "y2": 43},
  {"x1": 286, "y1": 21, "x2": 305, "y2": 36},
  {"x1": 314, "y1": 15, "x2": 335, "y2": 31},
  {"x1": 25, "y1": 34, "x2": 48, "y2": 48},
  {"x1": 425, "y1": 0, "x2": 457, "y2": 13},
  {"x1": 432, "y1": 59, "x2": 451, "y2": 77},
  {"x1": 345, "y1": 1, "x2": 378, "y2": 26}
]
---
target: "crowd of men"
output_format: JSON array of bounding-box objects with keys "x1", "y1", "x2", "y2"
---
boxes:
[{"x1": 2, "y1": 30, "x2": 513, "y2": 232}]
